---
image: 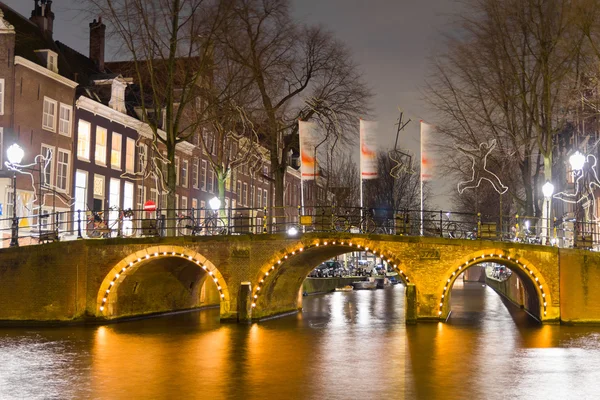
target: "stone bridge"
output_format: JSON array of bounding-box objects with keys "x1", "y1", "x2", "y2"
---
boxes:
[{"x1": 0, "y1": 233, "x2": 599, "y2": 325}]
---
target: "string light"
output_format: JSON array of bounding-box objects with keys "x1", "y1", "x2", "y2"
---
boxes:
[{"x1": 99, "y1": 251, "x2": 227, "y2": 314}]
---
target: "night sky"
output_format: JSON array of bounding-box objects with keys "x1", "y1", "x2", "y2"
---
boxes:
[{"x1": 3, "y1": 0, "x2": 461, "y2": 205}]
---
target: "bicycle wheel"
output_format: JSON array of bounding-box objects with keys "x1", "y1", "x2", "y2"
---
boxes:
[
  {"x1": 446, "y1": 222, "x2": 463, "y2": 239},
  {"x1": 361, "y1": 217, "x2": 376, "y2": 234},
  {"x1": 177, "y1": 216, "x2": 194, "y2": 236},
  {"x1": 333, "y1": 216, "x2": 349, "y2": 232},
  {"x1": 205, "y1": 218, "x2": 226, "y2": 235}
]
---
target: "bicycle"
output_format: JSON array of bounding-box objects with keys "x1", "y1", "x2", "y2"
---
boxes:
[
  {"x1": 86, "y1": 207, "x2": 136, "y2": 238},
  {"x1": 424, "y1": 213, "x2": 464, "y2": 238},
  {"x1": 177, "y1": 208, "x2": 226, "y2": 236},
  {"x1": 332, "y1": 208, "x2": 377, "y2": 234}
]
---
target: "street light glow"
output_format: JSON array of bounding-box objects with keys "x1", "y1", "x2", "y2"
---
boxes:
[
  {"x1": 209, "y1": 196, "x2": 221, "y2": 211},
  {"x1": 569, "y1": 151, "x2": 585, "y2": 171},
  {"x1": 6, "y1": 143, "x2": 24, "y2": 165},
  {"x1": 542, "y1": 181, "x2": 554, "y2": 198},
  {"x1": 287, "y1": 226, "x2": 298, "y2": 236}
]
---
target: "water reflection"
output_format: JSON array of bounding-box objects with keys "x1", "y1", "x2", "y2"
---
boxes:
[{"x1": 1, "y1": 282, "x2": 600, "y2": 399}]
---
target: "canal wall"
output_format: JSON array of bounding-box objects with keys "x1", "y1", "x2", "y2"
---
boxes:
[
  {"x1": 302, "y1": 277, "x2": 367, "y2": 295},
  {"x1": 485, "y1": 273, "x2": 527, "y2": 310}
]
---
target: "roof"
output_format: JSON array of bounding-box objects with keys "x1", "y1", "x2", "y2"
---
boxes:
[{"x1": 0, "y1": 2, "x2": 80, "y2": 81}]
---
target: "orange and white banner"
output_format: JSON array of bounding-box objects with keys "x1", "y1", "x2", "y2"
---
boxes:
[
  {"x1": 299, "y1": 120, "x2": 319, "y2": 180},
  {"x1": 360, "y1": 119, "x2": 378, "y2": 179},
  {"x1": 421, "y1": 121, "x2": 434, "y2": 181}
]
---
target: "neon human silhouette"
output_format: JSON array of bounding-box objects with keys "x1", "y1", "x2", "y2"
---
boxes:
[{"x1": 457, "y1": 139, "x2": 508, "y2": 194}]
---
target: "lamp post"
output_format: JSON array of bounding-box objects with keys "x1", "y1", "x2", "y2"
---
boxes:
[
  {"x1": 6, "y1": 144, "x2": 24, "y2": 247},
  {"x1": 209, "y1": 196, "x2": 221, "y2": 212},
  {"x1": 542, "y1": 181, "x2": 554, "y2": 245},
  {"x1": 569, "y1": 151, "x2": 585, "y2": 248}
]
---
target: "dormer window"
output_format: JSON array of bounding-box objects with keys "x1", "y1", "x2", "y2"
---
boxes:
[
  {"x1": 34, "y1": 49, "x2": 58, "y2": 73},
  {"x1": 108, "y1": 78, "x2": 126, "y2": 113}
]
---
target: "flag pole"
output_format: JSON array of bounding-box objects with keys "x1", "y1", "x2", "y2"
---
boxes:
[
  {"x1": 299, "y1": 120, "x2": 305, "y2": 216},
  {"x1": 359, "y1": 118, "x2": 364, "y2": 217},
  {"x1": 420, "y1": 120, "x2": 424, "y2": 235}
]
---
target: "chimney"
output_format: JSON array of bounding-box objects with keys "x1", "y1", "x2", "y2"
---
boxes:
[
  {"x1": 89, "y1": 17, "x2": 106, "y2": 72},
  {"x1": 30, "y1": 0, "x2": 54, "y2": 38}
]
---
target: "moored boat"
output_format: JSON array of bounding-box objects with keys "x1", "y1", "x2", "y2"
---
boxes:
[
  {"x1": 352, "y1": 280, "x2": 377, "y2": 290},
  {"x1": 335, "y1": 285, "x2": 354, "y2": 292}
]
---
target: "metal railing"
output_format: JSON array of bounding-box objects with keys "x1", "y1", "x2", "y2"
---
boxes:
[{"x1": 0, "y1": 206, "x2": 597, "y2": 250}]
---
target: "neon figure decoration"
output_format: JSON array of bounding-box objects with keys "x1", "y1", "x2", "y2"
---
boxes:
[{"x1": 457, "y1": 139, "x2": 508, "y2": 195}]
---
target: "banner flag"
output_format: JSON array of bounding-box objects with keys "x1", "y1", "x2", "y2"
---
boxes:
[
  {"x1": 421, "y1": 120, "x2": 434, "y2": 181},
  {"x1": 299, "y1": 120, "x2": 319, "y2": 181},
  {"x1": 360, "y1": 119, "x2": 378, "y2": 180}
]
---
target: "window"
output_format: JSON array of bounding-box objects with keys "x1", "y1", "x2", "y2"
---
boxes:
[
  {"x1": 182, "y1": 196, "x2": 188, "y2": 212},
  {"x1": 48, "y1": 53, "x2": 57, "y2": 73},
  {"x1": 192, "y1": 158, "x2": 199, "y2": 188},
  {"x1": 175, "y1": 156, "x2": 180, "y2": 186},
  {"x1": 207, "y1": 167, "x2": 213, "y2": 192},
  {"x1": 126, "y1": 138, "x2": 135, "y2": 173},
  {"x1": 109, "y1": 179, "x2": 121, "y2": 231},
  {"x1": 111, "y1": 132, "x2": 122, "y2": 169},
  {"x1": 251, "y1": 186, "x2": 255, "y2": 208},
  {"x1": 137, "y1": 144, "x2": 147, "y2": 173},
  {"x1": 236, "y1": 181, "x2": 241, "y2": 199},
  {"x1": 0, "y1": 78, "x2": 4, "y2": 115},
  {"x1": 200, "y1": 201, "x2": 206, "y2": 220},
  {"x1": 201, "y1": 160, "x2": 207, "y2": 190},
  {"x1": 41, "y1": 144, "x2": 54, "y2": 188},
  {"x1": 77, "y1": 120, "x2": 91, "y2": 161},
  {"x1": 74, "y1": 170, "x2": 88, "y2": 214},
  {"x1": 0, "y1": 127, "x2": 3, "y2": 168},
  {"x1": 161, "y1": 191, "x2": 168, "y2": 210},
  {"x1": 136, "y1": 186, "x2": 146, "y2": 209},
  {"x1": 95, "y1": 126, "x2": 107, "y2": 165},
  {"x1": 263, "y1": 190, "x2": 268, "y2": 209},
  {"x1": 58, "y1": 104, "x2": 72, "y2": 136},
  {"x1": 42, "y1": 97, "x2": 57, "y2": 132},
  {"x1": 243, "y1": 183, "x2": 248, "y2": 206},
  {"x1": 192, "y1": 198, "x2": 198, "y2": 210},
  {"x1": 6, "y1": 186, "x2": 14, "y2": 219},
  {"x1": 150, "y1": 188, "x2": 158, "y2": 204},
  {"x1": 56, "y1": 149, "x2": 70, "y2": 192},
  {"x1": 182, "y1": 159, "x2": 188, "y2": 188},
  {"x1": 123, "y1": 182, "x2": 135, "y2": 235},
  {"x1": 257, "y1": 188, "x2": 262, "y2": 208}
]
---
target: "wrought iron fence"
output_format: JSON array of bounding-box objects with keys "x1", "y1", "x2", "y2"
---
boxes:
[{"x1": 0, "y1": 206, "x2": 597, "y2": 250}]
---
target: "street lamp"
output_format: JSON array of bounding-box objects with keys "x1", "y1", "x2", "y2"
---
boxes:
[
  {"x1": 209, "y1": 196, "x2": 221, "y2": 211},
  {"x1": 569, "y1": 151, "x2": 585, "y2": 172},
  {"x1": 542, "y1": 181, "x2": 554, "y2": 245},
  {"x1": 6, "y1": 144, "x2": 24, "y2": 247}
]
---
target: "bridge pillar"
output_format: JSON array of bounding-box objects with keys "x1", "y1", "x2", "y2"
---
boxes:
[
  {"x1": 405, "y1": 283, "x2": 417, "y2": 324},
  {"x1": 237, "y1": 282, "x2": 253, "y2": 323}
]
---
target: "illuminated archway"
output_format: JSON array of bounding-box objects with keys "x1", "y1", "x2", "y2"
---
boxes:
[
  {"x1": 251, "y1": 238, "x2": 413, "y2": 314},
  {"x1": 438, "y1": 251, "x2": 550, "y2": 321},
  {"x1": 96, "y1": 245, "x2": 230, "y2": 318}
]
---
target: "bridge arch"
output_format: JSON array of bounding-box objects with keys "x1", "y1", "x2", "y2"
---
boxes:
[
  {"x1": 250, "y1": 237, "x2": 413, "y2": 319},
  {"x1": 438, "y1": 250, "x2": 551, "y2": 321},
  {"x1": 96, "y1": 245, "x2": 231, "y2": 319}
]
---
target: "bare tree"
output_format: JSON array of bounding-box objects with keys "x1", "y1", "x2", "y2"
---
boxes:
[
  {"x1": 219, "y1": 0, "x2": 371, "y2": 216},
  {"x1": 327, "y1": 153, "x2": 360, "y2": 209},
  {"x1": 84, "y1": 0, "x2": 227, "y2": 233},
  {"x1": 425, "y1": 0, "x2": 585, "y2": 217}
]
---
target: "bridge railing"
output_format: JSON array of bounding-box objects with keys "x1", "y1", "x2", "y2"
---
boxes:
[{"x1": 0, "y1": 206, "x2": 597, "y2": 250}]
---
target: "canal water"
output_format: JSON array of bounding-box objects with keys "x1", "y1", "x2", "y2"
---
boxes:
[{"x1": 1, "y1": 280, "x2": 600, "y2": 399}]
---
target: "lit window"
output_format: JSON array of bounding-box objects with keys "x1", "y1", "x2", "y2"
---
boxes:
[
  {"x1": 175, "y1": 156, "x2": 180, "y2": 186},
  {"x1": 243, "y1": 183, "x2": 248, "y2": 206},
  {"x1": 95, "y1": 126, "x2": 107, "y2": 165},
  {"x1": 42, "y1": 97, "x2": 57, "y2": 132},
  {"x1": 125, "y1": 138, "x2": 135, "y2": 173},
  {"x1": 207, "y1": 167, "x2": 213, "y2": 192},
  {"x1": 111, "y1": 132, "x2": 122, "y2": 169},
  {"x1": 58, "y1": 104, "x2": 72, "y2": 136},
  {"x1": 77, "y1": 120, "x2": 91, "y2": 161},
  {"x1": 137, "y1": 144, "x2": 147, "y2": 173}
]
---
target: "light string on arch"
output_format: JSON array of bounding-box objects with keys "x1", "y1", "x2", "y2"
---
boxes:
[
  {"x1": 250, "y1": 240, "x2": 411, "y2": 309},
  {"x1": 99, "y1": 251, "x2": 226, "y2": 313},
  {"x1": 438, "y1": 253, "x2": 547, "y2": 318}
]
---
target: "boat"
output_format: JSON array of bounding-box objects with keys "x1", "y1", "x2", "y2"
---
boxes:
[
  {"x1": 335, "y1": 285, "x2": 354, "y2": 292},
  {"x1": 352, "y1": 280, "x2": 377, "y2": 290}
]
